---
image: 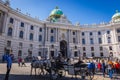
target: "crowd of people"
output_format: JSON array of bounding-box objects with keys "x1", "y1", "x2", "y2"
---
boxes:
[
  {"x1": 2, "y1": 52, "x2": 120, "y2": 80},
  {"x1": 84, "y1": 58, "x2": 120, "y2": 79}
]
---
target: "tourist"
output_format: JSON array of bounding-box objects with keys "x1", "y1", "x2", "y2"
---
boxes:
[
  {"x1": 88, "y1": 60, "x2": 93, "y2": 74},
  {"x1": 114, "y1": 59, "x2": 120, "y2": 74},
  {"x1": 21, "y1": 58, "x2": 26, "y2": 67},
  {"x1": 97, "y1": 61, "x2": 102, "y2": 72},
  {"x1": 119, "y1": 60, "x2": 120, "y2": 74},
  {"x1": 108, "y1": 60, "x2": 114, "y2": 79},
  {"x1": 101, "y1": 60, "x2": 106, "y2": 77},
  {"x1": 4, "y1": 54, "x2": 12, "y2": 80},
  {"x1": 18, "y1": 57, "x2": 22, "y2": 67}
]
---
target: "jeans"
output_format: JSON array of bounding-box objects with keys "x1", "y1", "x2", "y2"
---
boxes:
[
  {"x1": 109, "y1": 69, "x2": 113, "y2": 79},
  {"x1": 4, "y1": 68, "x2": 11, "y2": 80}
]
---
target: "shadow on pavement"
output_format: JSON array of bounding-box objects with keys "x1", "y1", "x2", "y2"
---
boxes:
[{"x1": 0, "y1": 74, "x2": 83, "y2": 80}]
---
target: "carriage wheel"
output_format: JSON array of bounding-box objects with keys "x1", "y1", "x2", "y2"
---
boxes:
[
  {"x1": 58, "y1": 70, "x2": 66, "y2": 77},
  {"x1": 86, "y1": 71, "x2": 94, "y2": 80}
]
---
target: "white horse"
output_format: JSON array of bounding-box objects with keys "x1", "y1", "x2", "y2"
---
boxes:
[{"x1": 30, "y1": 59, "x2": 51, "y2": 76}]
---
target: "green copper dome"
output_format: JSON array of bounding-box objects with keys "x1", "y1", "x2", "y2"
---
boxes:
[
  {"x1": 112, "y1": 10, "x2": 120, "y2": 19},
  {"x1": 50, "y1": 6, "x2": 63, "y2": 17}
]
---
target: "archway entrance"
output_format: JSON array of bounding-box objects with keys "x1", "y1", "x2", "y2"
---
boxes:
[{"x1": 60, "y1": 40, "x2": 67, "y2": 58}]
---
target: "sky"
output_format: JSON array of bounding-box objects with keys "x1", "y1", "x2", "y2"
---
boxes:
[{"x1": 9, "y1": 0, "x2": 120, "y2": 25}]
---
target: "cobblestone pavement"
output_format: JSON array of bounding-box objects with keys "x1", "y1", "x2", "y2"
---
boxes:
[{"x1": 0, "y1": 63, "x2": 120, "y2": 80}]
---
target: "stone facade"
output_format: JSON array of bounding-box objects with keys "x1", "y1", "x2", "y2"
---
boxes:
[{"x1": 0, "y1": 0, "x2": 120, "y2": 60}]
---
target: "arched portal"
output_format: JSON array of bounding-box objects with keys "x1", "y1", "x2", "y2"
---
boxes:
[{"x1": 60, "y1": 40, "x2": 67, "y2": 58}]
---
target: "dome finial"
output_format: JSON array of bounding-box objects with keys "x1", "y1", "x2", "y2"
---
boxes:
[
  {"x1": 55, "y1": 6, "x2": 59, "y2": 9},
  {"x1": 116, "y1": 10, "x2": 119, "y2": 13}
]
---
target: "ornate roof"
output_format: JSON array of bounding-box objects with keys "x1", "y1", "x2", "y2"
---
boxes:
[
  {"x1": 111, "y1": 10, "x2": 120, "y2": 23},
  {"x1": 49, "y1": 6, "x2": 63, "y2": 17},
  {"x1": 112, "y1": 10, "x2": 120, "y2": 19}
]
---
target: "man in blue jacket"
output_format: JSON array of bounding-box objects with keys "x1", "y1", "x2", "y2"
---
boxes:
[
  {"x1": 4, "y1": 54, "x2": 12, "y2": 80},
  {"x1": 87, "y1": 60, "x2": 95, "y2": 79},
  {"x1": 101, "y1": 60, "x2": 106, "y2": 77}
]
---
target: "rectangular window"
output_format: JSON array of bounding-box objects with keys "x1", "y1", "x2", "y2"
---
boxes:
[
  {"x1": 9, "y1": 18, "x2": 14, "y2": 24},
  {"x1": 73, "y1": 38, "x2": 76, "y2": 43},
  {"x1": 83, "y1": 53, "x2": 86, "y2": 57},
  {"x1": 83, "y1": 47, "x2": 86, "y2": 51},
  {"x1": 100, "y1": 52, "x2": 103, "y2": 57},
  {"x1": 18, "y1": 50, "x2": 22, "y2": 56},
  {"x1": 50, "y1": 36, "x2": 54, "y2": 42},
  {"x1": 100, "y1": 46, "x2": 103, "y2": 51},
  {"x1": 29, "y1": 33, "x2": 33, "y2": 41},
  {"x1": 117, "y1": 29, "x2": 120, "y2": 33},
  {"x1": 107, "y1": 30, "x2": 110, "y2": 34},
  {"x1": 90, "y1": 38, "x2": 94, "y2": 44},
  {"x1": 82, "y1": 38, "x2": 85, "y2": 45},
  {"x1": 91, "y1": 47, "x2": 94, "y2": 51},
  {"x1": 39, "y1": 35, "x2": 42, "y2": 42},
  {"x1": 39, "y1": 28, "x2": 42, "y2": 32},
  {"x1": 51, "y1": 29, "x2": 54, "y2": 33},
  {"x1": 118, "y1": 36, "x2": 120, "y2": 42},
  {"x1": 82, "y1": 32, "x2": 85, "y2": 36},
  {"x1": 90, "y1": 32, "x2": 93, "y2": 36},
  {"x1": 74, "y1": 51, "x2": 78, "y2": 57},
  {"x1": 73, "y1": 32, "x2": 75, "y2": 35},
  {"x1": 98, "y1": 38, "x2": 102, "y2": 44},
  {"x1": 98, "y1": 31, "x2": 101, "y2": 35},
  {"x1": 108, "y1": 37, "x2": 111, "y2": 43},
  {"x1": 38, "y1": 52, "x2": 41, "y2": 56},
  {"x1": 19, "y1": 42, "x2": 23, "y2": 48},
  {"x1": 30, "y1": 25, "x2": 34, "y2": 30},
  {"x1": 91, "y1": 52, "x2": 94, "y2": 57},
  {"x1": 21, "y1": 22, "x2": 24, "y2": 27}
]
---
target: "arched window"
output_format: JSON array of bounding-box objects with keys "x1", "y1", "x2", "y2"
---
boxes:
[
  {"x1": 39, "y1": 35, "x2": 42, "y2": 42},
  {"x1": 18, "y1": 50, "x2": 22, "y2": 56},
  {"x1": 7, "y1": 27, "x2": 13, "y2": 36},
  {"x1": 29, "y1": 33, "x2": 33, "y2": 40},
  {"x1": 19, "y1": 31, "x2": 24, "y2": 39}
]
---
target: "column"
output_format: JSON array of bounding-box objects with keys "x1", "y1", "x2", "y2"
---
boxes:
[
  {"x1": 70, "y1": 30, "x2": 72, "y2": 43},
  {"x1": 2, "y1": 12, "x2": 8, "y2": 33},
  {"x1": 45, "y1": 27, "x2": 48, "y2": 42},
  {"x1": 55, "y1": 28, "x2": 58, "y2": 42},
  {"x1": 67, "y1": 29, "x2": 70, "y2": 58},
  {"x1": 13, "y1": 19, "x2": 17, "y2": 38},
  {"x1": 47, "y1": 27, "x2": 48, "y2": 41},
  {"x1": 57, "y1": 28, "x2": 59, "y2": 42},
  {"x1": 57, "y1": 28, "x2": 58, "y2": 42},
  {"x1": 77, "y1": 30, "x2": 80, "y2": 44}
]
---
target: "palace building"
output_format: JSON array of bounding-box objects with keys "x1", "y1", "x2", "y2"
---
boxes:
[{"x1": 0, "y1": 0, "x2": 120, "y2": 60}]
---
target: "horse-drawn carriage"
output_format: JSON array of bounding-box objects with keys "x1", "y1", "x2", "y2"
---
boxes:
[{"x1": 30, "y1": 57, "x2": 94, "y2": 80}]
